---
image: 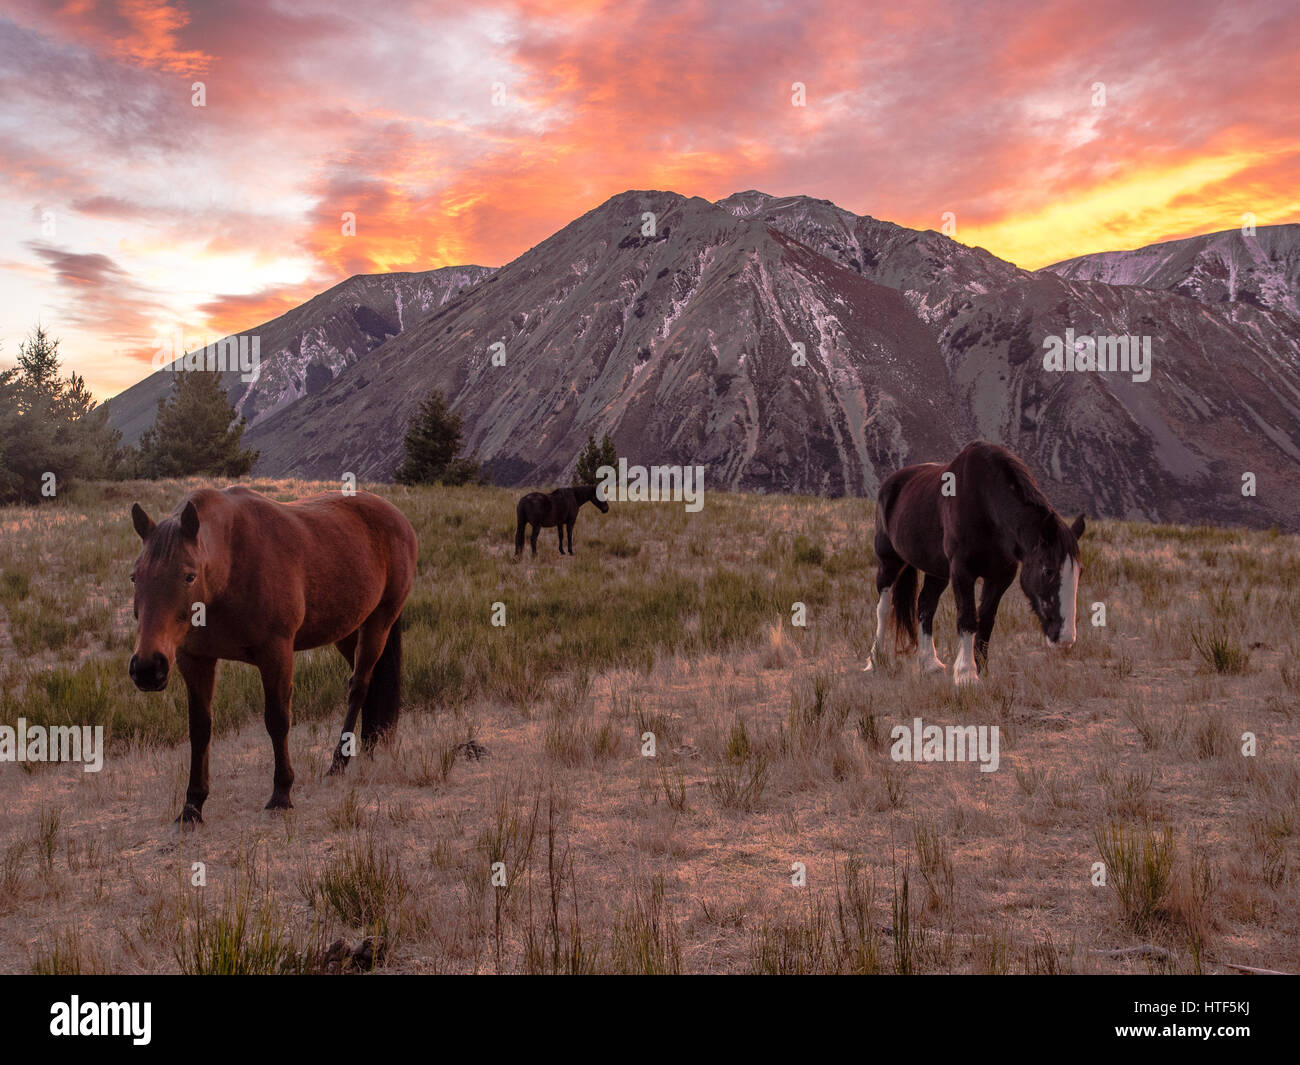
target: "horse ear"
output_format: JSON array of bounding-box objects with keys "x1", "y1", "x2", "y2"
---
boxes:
[
  {"x1": 131, "y1": 503, "x2": 155, "y2": 541},
  {"x1": 180, "y1": 501, "x2": 201, "y2": 540},
  {"x1": 1070, "y1": 514, "x2": 1086, "y2": 539}
]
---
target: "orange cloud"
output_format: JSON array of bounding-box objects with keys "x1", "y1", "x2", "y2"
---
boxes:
[
  {"x1": 1, "y1": 0, "x2": 1298, "y2": 401},
  {"x1": 195, "y1": 281, "x2": 333, "y2": 339},
  {"x1": 109, "y1": 0, "x2": 214, "y2": 73}
]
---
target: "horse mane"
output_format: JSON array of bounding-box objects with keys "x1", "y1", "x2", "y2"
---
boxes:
[
  {"x1": 990, "y1": 446, "x2": 1052, "y2": 516},
  {"x1": 985, "y1": 444, "x2": 1078, "y2": 557},
  {"x1": 142, "y1": 516, "x2": 188, "y2": 563}
]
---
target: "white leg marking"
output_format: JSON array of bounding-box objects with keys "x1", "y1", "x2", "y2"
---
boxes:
[
  {"x1": 953, "y1": 630, "x2": 978, "y2": 686},
  {"x1": 917, "y1": 625, "x2": 946, "y2": 673},
  {"x1": 864, "y1": 587, "x2": 891, "y2": 672}
]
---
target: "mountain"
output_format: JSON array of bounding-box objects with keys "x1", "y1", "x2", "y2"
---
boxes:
[
  {"x1": 724, "y1": 195, "x2": 1300, "y2": 527},
  {"x1": 1041, "y1": 225, "x2": 1300, "y2": 322},
  {"x1": 113, "y1": 189, "x2": 1300, "y2": 530},
  {"x1": 716, "y1": 190, "x2": 1033, "y2": 321},
  {"x1": 105, "y1": 266, "x2": 494, "y2": 445},
  {"x1": 246, "y1": 191, "x2": 971, "y2": 496}
]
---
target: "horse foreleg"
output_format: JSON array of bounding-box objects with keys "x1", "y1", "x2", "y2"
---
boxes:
[
  {"x1": 566, "y1": 520, "x2": 575, "y2": 554},
  {"x1": 530, "y1": 525, "x2": 539, "y2": 557},
  {"x1": 950, "y1": 564, "x2": 979, "y2": 686},
  {"x1": 557, "y1": 525, "x2": 565, "y2": 555},
  {"x1": 330, "y1": 623, "x2": 387, "y2": 773},
  {"x1": 514, "y1": 519, "x2": 525, "y2": 557},
  {"x1": 176, "y1": 650, "x2": 216, "y2": 825},
  {"x1": 975, "y1": 566, "x2": 1015, "y2": 676},
  {"x1": 257, "y1": 644, "x2": 296, "y2": 809},
  {"x1": 916, "y1": 573, "x2": 950, "y2": 674}
]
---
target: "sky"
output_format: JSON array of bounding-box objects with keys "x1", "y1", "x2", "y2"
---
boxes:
[{"x1": 1, "y1": 0, "x2": 1297, "y2": 401}]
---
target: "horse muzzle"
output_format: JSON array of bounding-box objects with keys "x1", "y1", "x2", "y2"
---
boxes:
[{"x1": 129, "y1": 651, "x2": 171, "y2": 691}]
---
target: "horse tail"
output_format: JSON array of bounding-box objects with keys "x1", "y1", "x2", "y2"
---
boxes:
[
  {"x1": 891, "y1": 566, "x2": 920, "y2": 654},
  {"x1": 360, "y1": 614, "x2": 402, "y2": 747}
]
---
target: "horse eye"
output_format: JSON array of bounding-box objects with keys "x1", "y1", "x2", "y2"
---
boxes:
[
  {"x1": 185, "y1": 573, "x2": 196, "y2": 584},
  {"x1": 130, "y1": 574, "x2": 136, "y2": 584}
]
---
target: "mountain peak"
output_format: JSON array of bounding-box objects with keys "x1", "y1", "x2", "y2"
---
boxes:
[
  {"x1": 714, "y1": 189, "x2": 779, "y2": 215},
  {"x1": 1041, "y1": 223, "x2": 1300, "y2": 321},
  {"x1": 594, "y1": 189, "x2": 692, "y2": 212}
]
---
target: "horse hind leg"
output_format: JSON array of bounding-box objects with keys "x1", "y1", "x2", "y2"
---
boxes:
[
  {"x1": 360, "y1": 613, "x2": 402, "y2": 748},
  {"x1": 329, "y1": 615, "x2": 398, "y2": 773},
  {"x1": 256, "y1": 642, "x2": 296, "y2": 809},
  {"x1": 916, "y1": 573, "x2": 950, "y2": 674},
  {"x1": 327, "y1": 633, "x2": 359, "y2": 774},
  {"x1": 335, "y1": 632, "x2": 358, "y2": 665}
]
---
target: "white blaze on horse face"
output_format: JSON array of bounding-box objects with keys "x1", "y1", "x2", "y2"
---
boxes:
[
  {"x1": 1052, "y1": 557, "x2": 1080, "y2": 647},
  {"x1": 953, "y1": 631, "x2": 978, "y2": 685},
  {"x1": 864, "y1": 587, "x2": 891, "y2": 671}
]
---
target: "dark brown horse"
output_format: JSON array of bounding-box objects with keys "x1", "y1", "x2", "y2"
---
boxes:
[
  {"x1": 865, "y1": 441, "x2": 1085, "y2": 685},
  {"x1": 514, "y1": 484, "x2": 608, "y2": 556},
  {"x1": 129, "y1": 486, "x2": 417, "y2": 822}
]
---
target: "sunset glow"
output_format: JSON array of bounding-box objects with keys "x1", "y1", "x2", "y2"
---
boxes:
[{"x1": 2, "y1": 0, "x2": 1297, "y2": 398}]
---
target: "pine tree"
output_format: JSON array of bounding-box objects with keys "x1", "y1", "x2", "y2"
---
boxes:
[
  {"x1": 17, "y1": 324, "x2": 62, "y2": 412},
  {"x1": 394, "y1": 390, "x2": 485, "y2": 486},
  {"x1": 572, "y1": 432, "x2": 618, "y2": 485},
  {"x1": 137, "y1": 370, "x2": 257, "y2": 478},
  {"x1": 0, "y1": 326, "x2": 124, "y2": 503},
  {"x1": 0, "y1": 364, "x2": 23, "y2": 502},
  {"x1": 57, "y1": 371, "x2": 122, "y2": 480}
]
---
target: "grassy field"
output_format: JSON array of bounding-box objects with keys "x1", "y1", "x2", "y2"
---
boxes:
[{"x1": 0, "y1": 478, "x2": 1297, "y2": 974}]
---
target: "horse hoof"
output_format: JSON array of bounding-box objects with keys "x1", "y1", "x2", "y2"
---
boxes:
[
  {"x1": 328, "y1": 755, "x2": 349, "y2": 776},
  {"x1": 954, "y1": 669, "x2": 979, "y2": 687},
  {"x1": 265, "y1": 795, "x2": 294, "y2": 811},
  {"x1": 175, "y1": 804, "x2": 203, "y2": 826},
  {"x1": 922, "y1": 659, "x2": 948, "y2": 675},
  {"x1": 862, "y1": 659, "x2": 874, "y2": 673}
]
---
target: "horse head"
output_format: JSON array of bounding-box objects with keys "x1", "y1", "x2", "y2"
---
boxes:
[
  {"x1": 128, "y1": 500, "x2": 206, "y2": 691},
  {"x1": 1019, "y1": 512, "x2": 1085, "y2": 648}
]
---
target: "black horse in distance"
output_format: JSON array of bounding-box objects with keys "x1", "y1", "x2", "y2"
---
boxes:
[{"x1": 515, "y1": 485, "x2": 609, "y2": 557}]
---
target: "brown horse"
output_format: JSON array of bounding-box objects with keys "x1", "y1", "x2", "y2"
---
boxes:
[
  {"x1": 128, "y1": 486, "x2": 417, "y2": 822},
  {"x1": 865, "y1": 442, "x2": 1084, "y2": 685},
  {"x1": 514, "y1": 484, "x2": 609, "y2": 556}
]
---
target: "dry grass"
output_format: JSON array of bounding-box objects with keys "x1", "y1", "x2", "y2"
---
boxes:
[{"x1": 0, "y1": 479, "x2": 1297, "y2": 973}]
